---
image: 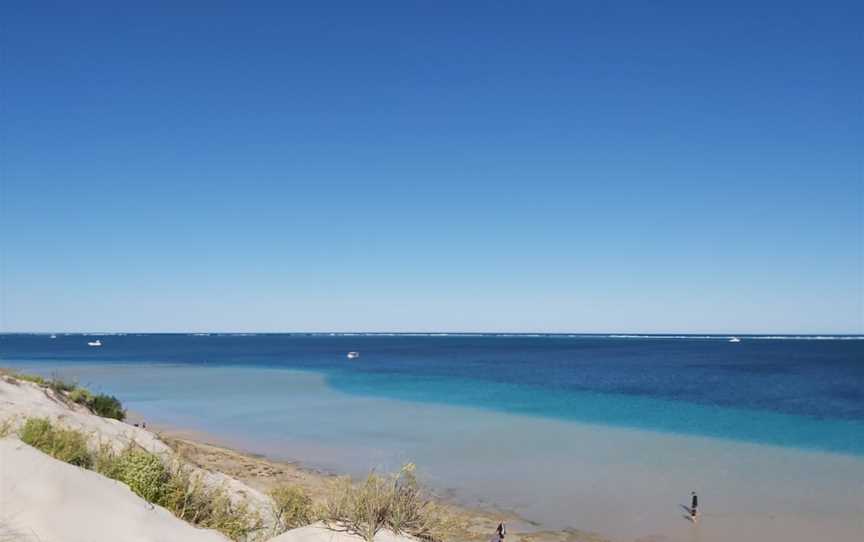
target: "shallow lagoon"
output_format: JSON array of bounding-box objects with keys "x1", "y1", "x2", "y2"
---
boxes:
[{"x1": 3, "y1": 334, "x2": 863, "y2": 541}]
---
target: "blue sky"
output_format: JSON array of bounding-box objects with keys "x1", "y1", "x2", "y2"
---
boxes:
[{"x1": 1, "y1": 1, "x2": 862, "y2": 333}]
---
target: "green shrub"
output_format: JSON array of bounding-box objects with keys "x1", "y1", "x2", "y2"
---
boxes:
[
  {"x1": 89, "y1": 394, "x2": 126, "y2": 420},
  {"x1": 19, "y1": 418, "x2": 92, "y2": 468},
  {"x1": 68, "y1": 387, "x2": 94, "y2": 405},
  {"x1": 108, "y1": 448, "x2": 262, "y2": 541},
  {"x1": 271, "y1": 486, "x2": 316, "y2": 534},
  {"x1": 114, "y1": 448, "x2": 170, "y2": 503},
  {"x1": 65, "y1": 385, "x2": 126, "y2": 421}
]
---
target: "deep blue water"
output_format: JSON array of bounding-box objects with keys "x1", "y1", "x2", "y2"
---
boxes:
[{"x1": 2, "y1": 333, "x2": 863, "y2": 455}]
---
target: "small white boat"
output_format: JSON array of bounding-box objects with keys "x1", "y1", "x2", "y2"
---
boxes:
[
  {"x1": 49, "y1": 334, "x2": 57, "y2": 339},
  {"x1": 87, "y1": 339, "x2": 102, "y2": 347},
  {"x1": 728, "y1": 337, "x2": 741, "y2": 343},
  {"x1": 346, "y1": 351, "x2": 360, "y2": 359}
]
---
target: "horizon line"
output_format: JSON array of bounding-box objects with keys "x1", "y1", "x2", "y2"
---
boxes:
[{"x1": 2, "y1": 331, "x2": 862, "y2": 337}]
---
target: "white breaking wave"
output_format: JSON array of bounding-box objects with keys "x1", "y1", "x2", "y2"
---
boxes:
[{"x1": 606, "y1": 334, "x2": 863, "y2": 340}]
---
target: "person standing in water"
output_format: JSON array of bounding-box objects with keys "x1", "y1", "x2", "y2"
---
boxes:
[{"x1": 690, "y1": 491, "x2": 699, "y2": 520}]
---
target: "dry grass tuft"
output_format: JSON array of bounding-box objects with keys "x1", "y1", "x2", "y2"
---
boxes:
[
  {"x1": 323, "y1": 463, "x2": 444, "y2": 542},
  {"x1": 270, "y1": 485, "x2": 317, "y2": 535}
]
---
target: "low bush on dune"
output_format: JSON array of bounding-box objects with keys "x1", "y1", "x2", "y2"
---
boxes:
[
  {"x1": 323, "y1": 463, "x2": 444, "y2": 542},
  {"x1": 67, "y1": 386, "x2": 93, "y2": 405},
  {"x1": 270, "y1": 486, "x2": 316, "y2": 534},
  {"x1": 102, "y1": 447, "x2": 263, "y2": 540},
  {"x1": 87, "y1": 393, "x2": 126, "y2": 420},
  {"x1": 68, "y1": 386, "x2": 126, "y2": 420},
  {"x1": 325, "y1": 473, "x2": 390, "y2": 542},
  {"x1": 19, "y1": 418, "x2": 93, "y2": 468},
  {"x1": 158, "y1": 460, "x2": 262, "y2": 541},
  {"x1": 47, "y1": 374, "x2": 77, "y2": 393},
  {"x1": 16, "y1": 418, "x2": 262, "y2": 541},
  {"x1": 192, "y1": 490, "x2": 261, "y2": 542},
  {"x1": 115, "y1": 448, "x2": 171, "y2": 503},
  {"x1": 386, "y1": 464, "x2": 444, "y2": 539}
]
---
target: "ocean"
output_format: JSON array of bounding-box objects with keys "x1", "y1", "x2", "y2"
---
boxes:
[{"x1": 2, "y1": 333, "x2": 863, "y2": 541}]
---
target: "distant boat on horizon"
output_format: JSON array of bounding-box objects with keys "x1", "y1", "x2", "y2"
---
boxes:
[
  {"x1": 87, "y1": 339, "x2": 102, "y2": 347},
  {"x1": 347, "y1": 351, "x2": 360, "y2": 359},
  {"x1": 729, "y1": 337, "x2": 741, "y2": 343},
  {"x1": 49, "y1": 334, "x2": 57, "y2": 339}
]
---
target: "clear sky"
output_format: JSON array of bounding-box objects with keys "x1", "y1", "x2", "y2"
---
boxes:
[{"x1": 1, "y1": 1, "x2": 862, "y2": 334}]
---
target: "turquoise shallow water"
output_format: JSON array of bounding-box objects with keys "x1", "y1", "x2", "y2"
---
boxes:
[
  {"x1": 326, "y1": 369, "x2": 864, "y2": 455},
  {"x1": 2, "y1": 333, "x2": 863, "y2": 455}
]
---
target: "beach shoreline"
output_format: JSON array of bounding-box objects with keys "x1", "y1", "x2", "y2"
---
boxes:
[{"x1": 131, "y1": 414, "x2": 607, "y2": 542}]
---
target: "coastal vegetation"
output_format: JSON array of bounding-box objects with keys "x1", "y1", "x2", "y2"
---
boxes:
[
  {"x1": 71, "y1": 388, "x2": 126, "y2": 420},
  {"x1": 19, "y1": 418, "x2": 92, "y2": 468},
  {"x1": 14, "y1": 416, "x2": 446, "y2": 542},
  {"x1": 322, "y1": 464, "x2": 445, "y2": 542},
  {"x1": 0, "y1": 369, "x2": 126, "y2": 421},
  {"x1": 17, "y1": 417, "x2": 263, "y2": 541},
  {"x1": 269, "y1": 486, "x2": 316, "y2": 533}
]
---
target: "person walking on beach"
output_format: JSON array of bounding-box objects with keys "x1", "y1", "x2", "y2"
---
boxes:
[
  {"x1": 491, "y1": 522, "x2": 506, "y2": 542},
  {"x1": 690, "y1": 491, "x2": 699, "y2": 520}
]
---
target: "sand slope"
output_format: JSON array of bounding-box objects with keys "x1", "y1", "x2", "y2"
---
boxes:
[
  {"x1": 0, "y1": 375, "x2": 274, "y2": 524},
  {"x1": 0, "y1": 437, "x2": 231, "y2": 542},
  {"x1": 0, "y1": 374, "x2": 168, "y2": 453}
]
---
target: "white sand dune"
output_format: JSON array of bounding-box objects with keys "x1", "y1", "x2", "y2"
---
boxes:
[
  {"x1": 0, "y1": 375, "x2": 274, "y2": 522},
  {"x1": 0, "y1": 374, "x2": 169, "y2": 454},
  {"x1": 0, "y1": 435, "x2": 418, "y2": 542},
  {"x1": 0, "y1": 437, "x2": 231, "y2": 542}
]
